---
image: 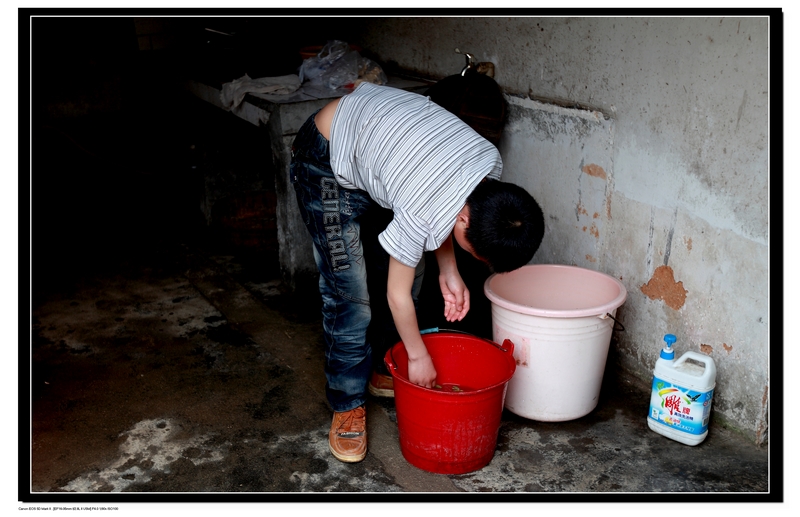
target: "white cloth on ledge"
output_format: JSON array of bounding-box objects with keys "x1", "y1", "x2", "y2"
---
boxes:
[{"x1": 220, "y1": 74, "x2": 301, "y2": 110}]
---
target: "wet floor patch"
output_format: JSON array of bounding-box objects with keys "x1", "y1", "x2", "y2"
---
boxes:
[
  {"x1": 30, "y1": 265, "x2": 305, "y2": 492},
  {"x1": 266, "y1": 428, "x2": 403, "y2": 493},
  {"x1": 60, "y1": 418, "x2": 226, "y2": 492}
]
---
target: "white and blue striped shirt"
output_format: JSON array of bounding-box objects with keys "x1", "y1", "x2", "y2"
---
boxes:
[{"x1": 329, "y1": 83, "x2": 503, "y2": 267}]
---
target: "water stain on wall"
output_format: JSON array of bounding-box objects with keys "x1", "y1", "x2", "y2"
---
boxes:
[
  {"x1": 756, "y1": 385, "x2": 769, "y2": 445},
  {"x1": 640, "y1": 265, "x2": 687, "y2": 310}
]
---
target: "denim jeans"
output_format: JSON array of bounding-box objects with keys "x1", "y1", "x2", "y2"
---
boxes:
[
  {"x1": 289, "y1": 113, "x2": 418, "y2": 411},
  {"x1": 290, "y1": 112, "x2": 425, "y2": 412}
]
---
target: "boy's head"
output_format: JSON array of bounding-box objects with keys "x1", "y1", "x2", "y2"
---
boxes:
[{"x1": 454, "y1": 179, "x2": 545, "y2": 273}]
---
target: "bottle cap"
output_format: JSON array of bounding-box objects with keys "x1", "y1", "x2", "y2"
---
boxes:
[{"x1": 660, "y1": 334, "x2": 676, "y2": 360}]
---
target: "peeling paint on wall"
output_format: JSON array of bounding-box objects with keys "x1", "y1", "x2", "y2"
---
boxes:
[
  {"x1": 580, "y1": 223, "x2": 600, "y2": 239},
  {"x1": 582, "y1": 163, "x2": 607, "y2": 179},
  {"x1": 640, "y1": 265, "x2": 687, "y2": 310},
  {"x1": 723, "y1": 342, "x2": 733, "y2": 353},
  {"x1": 700, "y1": 344, "x2": 713, "y2": 355}
]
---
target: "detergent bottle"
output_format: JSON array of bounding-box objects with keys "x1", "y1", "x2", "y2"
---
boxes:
[{"x1": 647, "y1": 334, "x2": 716, "y2": 446}]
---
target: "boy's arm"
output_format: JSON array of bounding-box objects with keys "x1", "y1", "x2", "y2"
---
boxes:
[
  {"x1": 387, "y1": 256, "x2": 437, "y2": 388},
  {"x1": 434, "y1": 235, "x2": 470, "y2": 322}
]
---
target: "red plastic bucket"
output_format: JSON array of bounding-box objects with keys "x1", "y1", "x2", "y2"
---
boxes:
[{"x1": 384, "y1": 332, "x2": 516, "y2": 474}]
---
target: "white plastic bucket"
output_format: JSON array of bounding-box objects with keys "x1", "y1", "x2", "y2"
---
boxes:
[{"x1": 484, "y1": 264, "x2": 627, "y2": 422}]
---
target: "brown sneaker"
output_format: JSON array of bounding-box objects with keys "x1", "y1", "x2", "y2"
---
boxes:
[
  {"x1": 329, "y1": 406, "x2": 367, "y2": 463},
  {"x1": 368, "y1": 371, "x2": 394, "y2": 398}
]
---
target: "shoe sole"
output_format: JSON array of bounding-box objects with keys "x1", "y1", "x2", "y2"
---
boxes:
[
  {"x1": 368, "y1": 384, "x2": 395, "y2": 398},
  {"x1": 329, "y1": 443, "x2": 367, "y2": 463}
]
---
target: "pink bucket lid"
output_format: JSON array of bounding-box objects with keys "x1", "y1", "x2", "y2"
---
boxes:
[{"x1": 484, "y1": 264, "x2": 627, "y2": 318}]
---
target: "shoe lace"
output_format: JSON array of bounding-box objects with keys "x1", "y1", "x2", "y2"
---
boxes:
[{"x1": 336, "y1": 406, "x2": 366, "y2": 436}]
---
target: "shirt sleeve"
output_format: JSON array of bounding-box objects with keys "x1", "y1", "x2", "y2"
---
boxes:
[
  {"x1": 377, "y1": 208, "x2": 432, "y2": 268},
  {"x1": 488, "y1": 161, "x2": 503, "y2": 180}
]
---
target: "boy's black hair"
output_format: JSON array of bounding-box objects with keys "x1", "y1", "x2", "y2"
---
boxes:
[{"x1": 464, "y1": 179, "x2": 545, "y2": 273}]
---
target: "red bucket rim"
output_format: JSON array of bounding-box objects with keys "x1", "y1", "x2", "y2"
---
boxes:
[{"x1": 384, "y1": 332, "x2": 516, "y2": 395}]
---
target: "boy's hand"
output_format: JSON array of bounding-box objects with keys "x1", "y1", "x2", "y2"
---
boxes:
[
  {"x1": 439, "y1": 271, "x2": 470, "y2": 322},
  {"x1": 435, "y1": 235, "x2": 471, "y2": 322},
  {"x1": 407, "y1": 350, "x2": 437, "y2": 388}
]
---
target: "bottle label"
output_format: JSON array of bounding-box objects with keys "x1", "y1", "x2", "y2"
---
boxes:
[{"x1": 648, "y1": 376, "x2": 714, "y2": 435}]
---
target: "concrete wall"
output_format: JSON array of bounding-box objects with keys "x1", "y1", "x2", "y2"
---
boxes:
[{"x1": 357, "y1": 16, "x2": 770, "y2": 444}]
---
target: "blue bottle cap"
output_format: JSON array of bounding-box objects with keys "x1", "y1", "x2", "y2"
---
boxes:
[{"x1": 660, "y1": 334, "x2": 676, "y2": 360}]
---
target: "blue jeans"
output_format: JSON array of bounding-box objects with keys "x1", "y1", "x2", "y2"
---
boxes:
[{"x1": 290, "y1": 112, "x2": 425, "y2": 411}]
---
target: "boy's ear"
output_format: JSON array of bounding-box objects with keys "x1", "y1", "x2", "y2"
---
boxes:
[{"x1": 457, "y1": 205, "x2": 471, "y2": 227}]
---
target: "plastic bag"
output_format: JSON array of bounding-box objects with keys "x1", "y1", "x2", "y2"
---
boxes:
[
  {"x1": 299, "y1": 40, "x2": 349, "y2": 83},
  {"x1": 299, "y1": 40, "x2": 387, "y2": 90},
  {"x1": 355, "y1": 56, "x2": 388, "y2": 87},
  {"x1": 321, "y1": 47, "x2": 359, "y2": 89}
]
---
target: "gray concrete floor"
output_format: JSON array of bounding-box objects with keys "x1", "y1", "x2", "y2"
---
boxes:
[{"x1": 29, "y1": 237, "x2": 771, "y2": 499}]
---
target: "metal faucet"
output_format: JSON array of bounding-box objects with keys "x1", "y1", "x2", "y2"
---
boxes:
[{"x1": 455, "y1": 48, "x2": 476, "y2": 76}]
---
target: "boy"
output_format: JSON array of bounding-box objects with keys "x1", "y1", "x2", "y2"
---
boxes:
[{"x1": 290, "y1": 83, "x2": 544, "y2": 463}]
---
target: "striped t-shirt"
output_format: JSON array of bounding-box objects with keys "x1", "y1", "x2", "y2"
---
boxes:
[{"x1": 329, "y1": 83, "x2": 503, "y2": 268}]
